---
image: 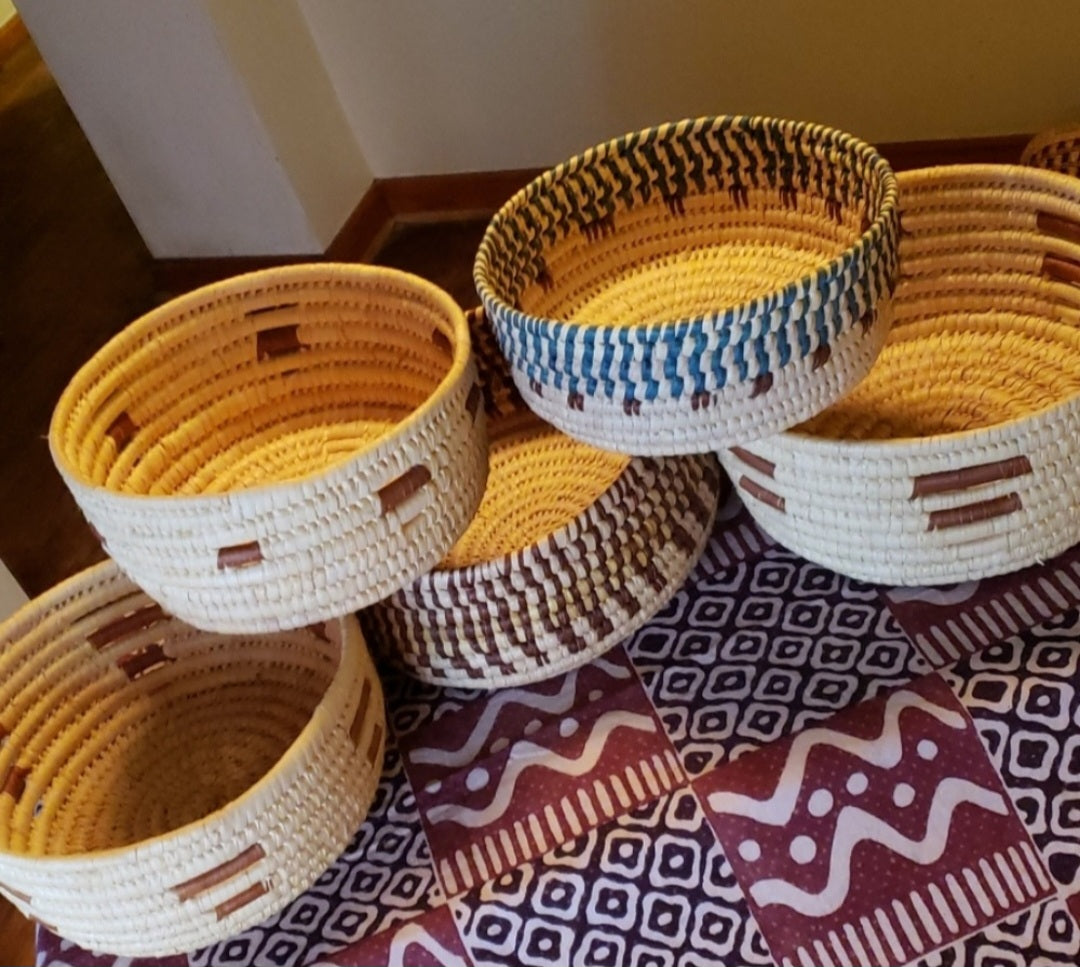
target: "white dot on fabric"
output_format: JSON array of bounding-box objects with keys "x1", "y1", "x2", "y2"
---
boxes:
[
  {"x1": 559, "y1": 717, "x2": 579, "y2": 738},
  {"x1": 808, "y1": 788, "x2": 833, "y2": 817},
  {"x1": 524, "y1": 718, "x2": 542, "y2": 736},
  {"x1": 790, "y1": 835, "x2": 817, "y2": 864},
  {"x1": 893, "y1": 782, "x2": 916, "y2": 808},
  {"x1": 847, "y1": 772, "x2": 869, "y2": 795},
  {"x1": 917, "y1": 739, "x2": 938, "y2": 760},
  {"x1": 738, "y1": 839, "x2": 762, "y2": 862},
  {"x1": 490, "y1": 737, "x2": 509, "y2": 754},
  {"x1": 466, "y1": 767, "x2": 489, "y2": 791}
]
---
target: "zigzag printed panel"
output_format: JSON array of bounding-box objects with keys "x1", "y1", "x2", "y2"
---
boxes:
[
  {"x1": 696, "y1": 673, "x2": 1054, "y2": 966},
  {"x1": 882, "y1": 544, "x2": 1080, "y2": 666},
  {"x1": 396, "y1": 646, "x2": 683, "y2": 898}
]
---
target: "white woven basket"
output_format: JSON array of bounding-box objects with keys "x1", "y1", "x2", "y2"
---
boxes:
[
  {"x1": 0, "y1": 560, "x2": 385, "y2": 957},
  {"x1": 49, "y1": 264, "x2": 488, "y2": 633},
  {"x1": 718, "y1": 164, "x2": 1080, "y2": 585}
]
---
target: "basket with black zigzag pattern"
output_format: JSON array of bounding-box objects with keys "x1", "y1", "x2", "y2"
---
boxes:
[
  {"x1": 1021, "y1": 124, "x2": 1080, "y2": 178},
  {"x1": 473, "y1": 115, "x2": 900, "y2": 454},
  {"x1": 718, "y1": 164, "x2": 1080, "y2": 585},
  {"x1": 366, "y1": 309, "x2": 720, "y2": 688},
  {"x1": 0, "y1": 560, "x2": 384, "y2": 957}
]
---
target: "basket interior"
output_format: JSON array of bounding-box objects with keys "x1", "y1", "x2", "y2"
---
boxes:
[
  {"x1": 439, "y1": 410, "x2": 629, "y2": 570},
  {"x1": 479, "y1": 117, "x2": 893, "y2": 327},
  {"x1": 0, "y1": 575, "x2": 339, "y2": 857},
  {"x1": 800, "y1": 171, "x2": 1080, "y2": 441},
  {"x1": 53, "y1": 268, "x2": 462, "y2": 497}
]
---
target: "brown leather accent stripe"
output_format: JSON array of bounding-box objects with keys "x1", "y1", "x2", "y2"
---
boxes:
[
  {"x1": 378, "y1": 465, "x2": 431, "y2": 516},
  {"x1": 307, "y1": 622, "x2": 330, "y2": 642},
  {"x1": 217, "y1": 541, "x2": 263, "y2": 570},
  {"x1": 911, "y1": 456, "x2": 1033, "y2": 498},
  {"x1": 811, "y1": 344, "x2": 831, "y2": 371},
  {"x1": 928, "y1": 493, "x2": 1022, "y2": 531},
  {"x1": 116, "y1": 642, "x2": 173, "y2": 681},
  {"x1": 173, "y1": 844, "x2": 266, "y2": 901},
  {"x1": 244, "y1": 301, "x2": 299, "y2": 318},
  {"x1": 466, "y1": 383, "x2": 483, "y2": 418},
  {"x1": 349, "y1": 677, "x2": 373, "y2": 745},
  {"x1": 366, "y1": 722, "x2": 384, "y2": 767},
  {"x1": 106, "y1": 412, "x2": 137, "y2": 450},
  {"x1": 728, "y1": 447, "x2": 776, "y2": 479},
  {"x1": 87, "y1": 603, "x2": 167, "y2": 649},
  {"x1": 1037, "y1": 210, "x2": 1080, "y2": 247},
  {"x1": 215, "y1": 881, "x2": 269, "y2": 920},
  {"x1": 751, "y1": 373, "x2": 774, "y2": 398},
  {"x1": 739, "y1": 475, "x2": 786, "y2": 512},
  {"x1": 432, "y1": 328, "x2": 453, "y2": 355},
  {"x1": 256, "y1": 324, "x2": 303, "y2": 361},
  {"x1": 1, "y1": 765, "x2": 29, "y2": 802},
  {"x1": 1043, "y1": 254, "x2": 1080, "y2": 286}
]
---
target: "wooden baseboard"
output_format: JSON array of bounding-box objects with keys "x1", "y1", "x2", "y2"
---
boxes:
[
  {"x1": 151, "y1": 133, "x2": 1032, "y2": 295},
  {"x1": 0, "y1": 14, "x2": 29, "y2": 65}
]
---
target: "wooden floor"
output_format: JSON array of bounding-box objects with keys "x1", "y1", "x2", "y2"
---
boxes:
[{"x1": 0, "y1": 33, "x2": 484, "y2": 967}]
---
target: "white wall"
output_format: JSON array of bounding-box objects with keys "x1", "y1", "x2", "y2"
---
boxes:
[
  {"x1": 16, "y1": 0, "x2": 348, "y2": 256},
  {"x1": 300, "y1": 0, "x2": 1080, "y2": 177}
]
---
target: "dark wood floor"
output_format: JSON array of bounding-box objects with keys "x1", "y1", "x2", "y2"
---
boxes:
[{"x1": 0, "y1": 33, "x2": 487, "y2": 967}]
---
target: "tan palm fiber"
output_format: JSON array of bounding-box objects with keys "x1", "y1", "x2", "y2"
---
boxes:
[
  {"x1": 474, "y1": 115, "x2": 900, "y2": 454},
  {"x1": 0, "y1": 560, "x2": 385, "y2": 957},
  {"x1": 369, "y1": 309, "x2": 720, "y2": 689},
  {"x1": 719, "y1": 164, "x2": 1080, "y2": 585},
  {"x1": 49, "y1": 263, "x2": 488, "y2": 633},
  {"x1": 1021, "y1": 123, "x2": 1080, "y2": 177}
]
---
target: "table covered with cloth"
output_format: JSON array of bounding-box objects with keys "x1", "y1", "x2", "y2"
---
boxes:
[{"x1": 38, "y1": 483, "x2": 1080, "y2": 966}]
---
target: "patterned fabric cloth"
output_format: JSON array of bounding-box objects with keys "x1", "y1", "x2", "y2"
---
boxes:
[{"x1": 38, "y1": 485, "x2": 1080, "y2": 967}]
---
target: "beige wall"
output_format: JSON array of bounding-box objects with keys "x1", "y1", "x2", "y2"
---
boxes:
[{"x1": 301, "y1": 0, "x2": 1080, "y2": 176}]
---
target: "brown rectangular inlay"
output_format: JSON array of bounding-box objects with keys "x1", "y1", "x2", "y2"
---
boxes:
[
  {"x1": 244, "y1": 301, "x2": 299, "y2": 318},
  {"x1": 217, "y1": 540, "x2": 263, "y2": 570},
  {"x1": 738, "y1": 475, "x2": 786, "y2": 513},
  {"x1": 912, "y1": 456, "x2": 1032, "y2": 498},
  {"x1": 466, "y1": 383, "x2": 483, "y2": 418},
  {"x1": 215, "y1": 881, "x2": 269, "y2": 921},
  {"x1": 87, "y1": 603, "x2": 167, "y2": 649},
  {"x1": 1043, "y1": 254, "x2": 1080, "y2": 286},
  {"x1": 173, "y1": 843, "x2": 266, "y2": 901},
  {"x1": 432, "y1": 328, "x2": 453, "y2": 355},
  {"x1": 1037, "y1": 210, "x2": 1080, "y2": 247},
  {"x1": 1, "y1": 765, "x2": 29, "y2": 802},
  {"x1": 377, "y1": 465, "x2": 431, "y2": 516},
  {"x1": 729, "y1": 447, "x2": 776, "y2": 478},
  {"x1": 367, "y1": 722, "x2": 384, "y2": 767},
  {"x1": 349, "y1": 677, "x2": 373, "y2": 745},
  {"x1": 928, "y1": 493, "x2": 1023, "y2": 531},
  {"x1": 106, "y1": 412, "x2": 137, "y2": 450},
  {"x1": 256, "y1": 324, "x2": 303, "y2": 361},
  {"x1": 116, "y1": 642, "x2": 173, "y2": 681}
]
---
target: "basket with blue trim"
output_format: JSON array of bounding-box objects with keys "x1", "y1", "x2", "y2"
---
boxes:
[{"x1": 474, "y1": 115, "x2": 900, "y2": 454}]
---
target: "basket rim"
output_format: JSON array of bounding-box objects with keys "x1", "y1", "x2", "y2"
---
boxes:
[
  {"x1": 473, "y1": 114, "x2": 898, "y2": 340},
  {"x1": 47, "y1": 262, "x2": 471, "y2": 506},
  {"x1": 0, "y1": 560, "x2": 367, "y2": 867}
]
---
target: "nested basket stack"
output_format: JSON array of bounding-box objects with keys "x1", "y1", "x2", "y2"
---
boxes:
[
  {"x1": 718, "y1": 164, "x2": 1080, "y2": 585},
  {"x1": 369, "y1": 309, "x2": 721, "y2": 689},
  {"x1": 2, "y1": 264, "x2": 492, "y2": 955},
  {"x1": 474, "y1": 115, "x2": 901, "y2": 454}
]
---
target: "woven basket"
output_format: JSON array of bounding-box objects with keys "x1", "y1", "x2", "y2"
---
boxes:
[
  {"x1": 1021, "y1": 124, "x2": 1080, "y2": 177},
  {"x1": 49, "y1": 263, "x2": 488, "y2": 634},
  {"x1": 718, "y1": 164, "x2": 1080, "y2": 585},
  {"x1": 473, "y1": 115, "x2": 899, "y2": 454},
  {"x1": 367, "y1": 310, "x2": 721, "y2": 688},
  {"x1": 0, "y1": 560, "x2": 384, "y2": 957}
]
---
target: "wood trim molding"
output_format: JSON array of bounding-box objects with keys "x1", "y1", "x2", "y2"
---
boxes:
[
  {"x1": 0, "y1": 14, "x2": 29, "y2": 65},
  {"x1": 152, "y1": 134, "x2": 1031, "y2": 295}
]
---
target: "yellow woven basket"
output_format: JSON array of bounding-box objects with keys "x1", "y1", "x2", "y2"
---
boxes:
[
  {"x1": 369, "y1": 310, "x2": 720, "y2": 688},
  {"x1": 719, "y1": 164, "x2": 1080, "y2": 585},
  {"x1": 49, "y1": 264, "x2": 488, "y2": 634},
  {"x1": 0, "y1": 560, "x2": 384, "y2": 957}
]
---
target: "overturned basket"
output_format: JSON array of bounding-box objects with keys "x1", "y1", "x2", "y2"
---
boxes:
[
  {"x1": 1021, "y1": 124, "x2": 1080, "y2": 177},
  {"x1": 0, "y1": 560, "x2": 384, "y2": 957},
  {"x1": 719, "y1": 164, "x2": 1080, "y2": 585},
  {"x1": 368, "y1": 310, "x2": 720, "y2": 688},
  {"x1": 474, "y1": 115, "x2": 900, "y2": 454},
  {"x1": 49, "y1": 264, "x2": 487, "y2": 633}
]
